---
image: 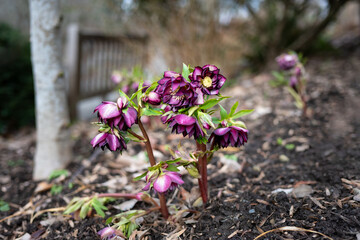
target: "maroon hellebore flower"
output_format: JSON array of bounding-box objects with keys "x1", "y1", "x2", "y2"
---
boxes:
[
  {"x1": 91, "y1": 132, "x2": 127, "y2": 152},
  {"x1": 107, "y1": 107, "x2": 138, "y2": 130},
  {"x1": 190, "y1": 64, "x2": 226, "y2": 95},
  {"x1": 209, "y1": 126, "x2": 248, "y2": 148},
  {"x1": 276, "y1": 53, "x2": 298, "y2": 70},
  {"x1": 155, "y1": 72, "x2": 202, "y2": 111},
  {"x1": 152, "y1": 171, "x2": 184, "y2": 193},
  {"x1": 94, "y1": 99, "x2": 123, "y2": 121},
  {"x1": 168, "y1": 114, "x2": 205, "y2": 139},
  {"x1": 290, "y1": 76, "x2": 299, "y2": 89}
]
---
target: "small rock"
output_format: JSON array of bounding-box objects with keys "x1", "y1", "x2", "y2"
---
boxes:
[
  {"x1": 296, "y1": 144, "x2": 309, "y2": 152},
  {"x1": 279, "y1": 154, "x2": 289, "y2": 162},
  {"x1": 262, "y1": 142, "x2": 270, "y2": 151},
  {"x1": 353, "y1": 194, "x2": 360, "y2": 202},
  {"x1": 249, "y1": 209, "x2": 255, "y2": 214},
  {"x1": 293, "y1": 184, "x2": 313, "y2": 198}
]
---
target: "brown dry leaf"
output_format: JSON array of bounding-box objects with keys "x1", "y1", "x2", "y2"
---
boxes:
[
  {"x1": 34, "y1": 181, "x2": 53, "y2": 194},
  {"x1": 114, "y1": 199, "x2": 138, "y2": 211},
  {"x1": 309, "y1": 196, "x2": 326, "y2": 209},
  {"x1": 166, "y1": 227, "x2": 187, "y2": 240},
  {"x1": 227, "y1": 230, "x2": 239, "y2": 238},
  {"x1": 289, "y1": 205, "x2": 294, "y2": 218},
  {"x1": 253, "y1": 226, "x2": 334, "y2": 240},
  {"x1": 256, "y1": 199, "x2": 270, "y2": 205}
]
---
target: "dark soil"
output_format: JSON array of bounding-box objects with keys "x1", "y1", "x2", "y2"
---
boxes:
[{"x1": 1, "y1": 54, "x2": 359, "y2": 240}]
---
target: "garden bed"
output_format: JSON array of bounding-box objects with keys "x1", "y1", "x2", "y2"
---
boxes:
[{"x1": 1, "y1": 55, "x2": 359, "y2": 240}]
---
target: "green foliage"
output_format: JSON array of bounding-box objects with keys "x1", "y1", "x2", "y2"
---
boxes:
[
  {"x1": 50, "y1": 184, "x2": 63, "y2": 195},
  {"x1": 64, "y1": 196, "x2": 112, "y2": 219},
  {"x1": 48, "y1": 169, "x2": 69, "y2": 181},
  {"x1": 285, "y1": 143, "x2": 295, "y2": 150},
  {"x1": 0, "y1": 200, "x2": 10, "y2": 212},
  {"x1": 0, "y1": 23, "x2": 34, "y2": 133},
  {"x1": 110, "y1": 210, "x2": 145, "y2": 238}
]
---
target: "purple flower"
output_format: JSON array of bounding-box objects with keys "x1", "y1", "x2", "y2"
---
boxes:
[
  {"x1": 189, "y1": 64, "x2": 226, "y2": 95},
  {"x1": 98, "y1": 227, "x2": 116, "y2": 240},
  {"x1": 143, "y1": 91, "x2": 161, "y2": 105},
  {"x1": 111, "y1": 71, "x2": 123, "y2": 84},
  {"x1": 94, "y1": 101, "x2": 122, "y2": 121},
  {"x1": 154, "y1": 72, "x2": 201, "y2": 111},
  {"x1": 294, "y1": 66, "x2": 302, "y2": 77},
  {"x1": 107, "y1": 107, "x2": 138, "y2": 130},
  {"x1": 168, "y1": 114, "x2": 205, "y2": 139},
  {"x1": 209, "y1": 126, "x2": 248, "y2": 148},
  {"x1": 153, "y1": 171, "x2": 184, "y2": 193},
  {"x1": 91, "y1": 132, "x2": 127, "y2": 152},
  {"x1": 276, "y1": 53, "x2": 298, "y2": 70}
]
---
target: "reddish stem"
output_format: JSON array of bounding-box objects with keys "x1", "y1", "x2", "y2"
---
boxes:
[
  {"x1": 138, "y1": 119, "x2": 169, "y2": 219},
  {"x1": 196, "y1": 142, "x2": 208, "y2": 204}
]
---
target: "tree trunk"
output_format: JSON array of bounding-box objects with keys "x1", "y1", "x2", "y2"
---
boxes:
[{"x1": 30, "y1": 0, "x2": 71, "y2": 180}]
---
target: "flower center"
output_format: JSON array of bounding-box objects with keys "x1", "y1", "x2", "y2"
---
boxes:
[{"x1": 202, "y1": 76, "x2": 212, "y2": 88}]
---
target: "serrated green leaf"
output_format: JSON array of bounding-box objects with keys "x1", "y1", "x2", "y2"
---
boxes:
[
  {"x1": 92, "y1": 197, "x2": 108, "y2": 210},
  {"x1": 229, "y1": 101, "x2": 239, "y2": 116},
  {"x1": 64, "y1": 199, "x2": 85, "y2": 215},
  {"x1": 231, "y1": 109, "x2": 254, "y2": 119},
  {"x1": 133, "y1": 171, "x2": 148, "y2": 181},
  {"x1": 219, "y1": 105, "x2": 228, "y2": 120},
  {"x1": 182, "y1": 63, "x2": 190, "y2": 82}
]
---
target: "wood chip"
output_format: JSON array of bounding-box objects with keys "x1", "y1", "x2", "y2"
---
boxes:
[{"x1": 227, "y1": 230, "x2": 239, "y2": 238}]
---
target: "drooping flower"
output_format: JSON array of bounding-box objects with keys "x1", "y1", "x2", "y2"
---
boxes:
[
  {"x1": 154, "y1": 72, "x2": 201, "y2": 111},
  {"x1": 153, "y1": 171, "x2": 184, "y2": 193},
  {"x1": 168, "y1": 114, "x2": 205, "y2": 139},
  {"x1": 160, "y1": 105, "x2": 174, "y2": 124},
  {"x1": 97, "y1": 227, "x2": 118, "y2": 240},
  {"x1": 290, "y1": 76, "x2": 299, "y2": 89},
  {"x1": 94, "y1": 100, "x2": 122, "y2": 121},
  {"x1": 143, "y1": 91, "x2": 161, "y2": 105},
  {"x1": 91, "y1": 132, "x2": 127, "y2": 152},
  {"x1": 276, "y1": 53, "x2": 298, "y2": 70},
  {"x1": 209, "y1": 126, "x2": 248, "y2": 148},
  {"x1": 190, "y1": 64, "x2": 226, "y2": 95}
]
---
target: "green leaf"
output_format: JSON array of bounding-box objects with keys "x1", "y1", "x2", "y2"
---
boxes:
[
  {"x1": 48, "y1": 169, "x2": 69, "y2": 181},
  {"x1": 106, "y1": 216, "x2": 113, "y2": 225},
  {"x1": 198, "y1": 112, "x2": 216, "y2": 129},
  {"x1": 137, "y1": 80, "x2": 143, "y2": 104},
  {"x1": 200, "y1": 97, "x2": 228, "y2": 110},
  {"x1": 231, "y1": 109, "x2": 254, "y2": 119},
  {"x1": 64, "y1": 199, "x2": 85, "y2": 215},
  {"x1": 92, "y1": 202, "x2": 105, "y2": 218},
  {"x1": 80, "y1": 201, "x2": 91, "y2": 219},
  {"x1": 285, "y1": 143, "x2": 295, "y2": 150},
  {"x1": 188, "y1": 106, "x2": 199, "y2": 116},
  {"x1": 50, "y1": 184, "x2": 63, "y2": 195},
  {"x1": 141, "y1": 108, "x2": 163, "y2": 116},
  {"x1": 182, "y1": 63, "x2": 190, "y2": 82},
  {"x1": 212, "y1": 117, "x2": 221, "y2": 124},
  {"x1": 229, "y1": 101, "x2": 239, "y2": 116},
  {"x1": 232, "y1": 120, "x2": 247, "y2": 129},
  {"x1": 92, "y1": 197, "x2": 108, "y2": 210},
  {"x1": 277, "y1": 137, "x2": 283, "y2": 145},
  {"x1": 165, "y1": 164, "x2": 179, "y2": 172},
  {"x1": 185, "y1": 164, "x2": 200, "y2": 178},
  {"x1": 119, "y1": 89, "x2": 136, "y2": 106},
  {"x1": 133, "y1": 171, "x2": 148, "y2": 181},
  {"x1": 219, "y1": 105, "x2": 228, "y2": 120},
  {"x1": 0, "y1": 200, "x2": 10, "y2": 212}
]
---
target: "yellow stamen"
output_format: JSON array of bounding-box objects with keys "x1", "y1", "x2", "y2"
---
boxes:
[{"x1": 202, "y1": 76, "x2": 212, "y2": 88}]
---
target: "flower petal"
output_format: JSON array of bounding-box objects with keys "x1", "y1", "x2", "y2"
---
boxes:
[
  {"x1": 98, "y1": 102, "x2": 121, "y2": 119},
  {"x1": 174, "y1": 114, "x2": 196, "y2": 126},
  {"x1": 153, "y1": 175, "x2": 172, "y2": 193},
  {"x1": 90, "y1": 132, "x2": 108, "y2": 148}
]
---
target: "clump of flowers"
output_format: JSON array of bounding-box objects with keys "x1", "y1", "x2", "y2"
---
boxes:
[
  {"x1": 65, "y1": 63, "x2": 253, "y2": 238},
  {"x1": 272, "y1": 52, "x2": 308, "y2": 116}
]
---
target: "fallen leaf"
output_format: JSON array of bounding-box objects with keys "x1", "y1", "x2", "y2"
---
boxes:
[
  {"x1": 114, "y1": 199, "x2": 138, "y2": 211},
  {"x1": 34, "y1": 182, "x2": 53, "y2": 194}
]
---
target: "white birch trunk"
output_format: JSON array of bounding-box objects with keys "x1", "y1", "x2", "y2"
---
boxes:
[{"x1": 30, "y1": 0, "x2": 71, "y2": 180}]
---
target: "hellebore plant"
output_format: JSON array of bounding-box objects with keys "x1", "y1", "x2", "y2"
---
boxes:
[
  {"x1": 271, "y1": 52, "x2": 308, "y2": 116},
  {"x1": 65, "y1": 63, "x2": 252, "y2": 238}
]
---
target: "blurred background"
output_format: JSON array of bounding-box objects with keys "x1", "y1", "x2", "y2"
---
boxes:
[{"x1": 0, "y1": 0, "x2": 359, "y2": 133}]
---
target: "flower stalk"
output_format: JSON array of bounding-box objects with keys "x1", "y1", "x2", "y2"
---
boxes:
[
  {"x1": 196, "y1": 142, "x2": 208, "y2": 204},
  {"x1": 138, "y1": 118, "x2": 169, "y2": 219}
]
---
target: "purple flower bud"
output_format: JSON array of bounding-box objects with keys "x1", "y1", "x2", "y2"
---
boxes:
[
  {"x1": 122, "y1": 85, "x2": 130, "y2": 94},
  {"x1": 143, "y1": 92, "x2": 161, "y2": 105},
  {"x1": 131, "y1": 82, "x2": 139, "y2": 91},
  {"x1": 135, "y1": 192, "x2": 145, "y2": 201},
  {"x1": 98, "y1": 227, "x2": 116, "y2": 240},
  {"x1": 161, "y1": 105, "x2": 173, "y2": 124},
  {"x1": 111, "y1": 71, "x2": 122, "y2": 84},
  {"x1": 168, "y1": 114, "x2": 205, "y2": 139},
  {"x1": 209, "y1": 126, "x2": 248, "y2": 148},
  {"x1": 294, "y1": 66, "x2": 302, "y2": 77},
  {"x1": 190, "y1": 64, "x2": 226, "y2": 95},
  {"x1": 276, "y1": 53, "x2": 298, "y2": 70},
  {"x1": 90, "y1": 132, "x2": 127, "y2": 152},
  {"x1": 117, "y1": 96, "x2": 127, "y2": 109}
]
